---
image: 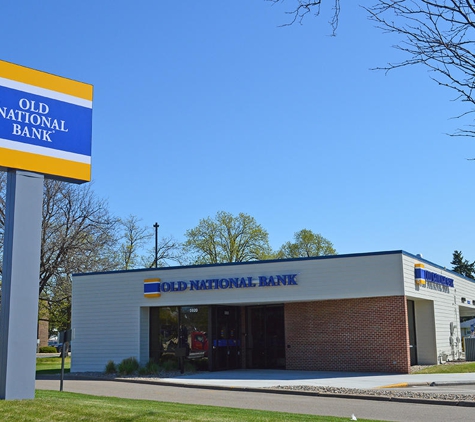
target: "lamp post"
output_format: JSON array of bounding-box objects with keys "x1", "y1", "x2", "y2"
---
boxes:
[{"x1": 153, "y1": 223, "x2": 159, "y2": 268}]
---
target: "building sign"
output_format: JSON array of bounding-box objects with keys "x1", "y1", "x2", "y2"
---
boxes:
[
  {"x1": 415, "y1": 263, "x2": 454, "y2": 288},
  {"x1": 144, "y1": 274, "x2": 298, "y2": 298},
  {"x1": 0, "y1": 60, "x2": 93, "y2": 183}
]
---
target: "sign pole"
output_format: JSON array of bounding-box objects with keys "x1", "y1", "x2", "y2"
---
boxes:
[{"x1": 0, "y1": 170, "x2": 44, "y2": 400}]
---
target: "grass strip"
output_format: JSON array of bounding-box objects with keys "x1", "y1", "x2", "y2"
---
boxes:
[
  {"x1": 36, "y1": 357, "x2": 70, "y2": 375},
  {"x1": 0, "y1": 390, "x2": 383, "y2": 421},
  {"x1": 412, "y1": 362, "x2": 475, "y2": 374}
]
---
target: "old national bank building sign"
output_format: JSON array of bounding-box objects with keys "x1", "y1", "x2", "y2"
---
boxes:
[{"x1": 144, "y1": 273, "x2": 298, "y2": 298}]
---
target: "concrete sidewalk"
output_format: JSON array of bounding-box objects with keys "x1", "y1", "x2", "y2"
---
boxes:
[{"x1": 60, "y1": 369, "x2": 475, "y2": 390}]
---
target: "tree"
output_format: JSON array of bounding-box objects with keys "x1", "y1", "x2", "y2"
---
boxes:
[
  {"x1": 183, "y1": 211, "x2": 272, "y2": 264},
  {"x1": 0, "y1": 173, "x2": 119, "y2": 332},
  {"x1": 40, "y1": 274, "x2": 72, "y2": 334},
  {"x1": 141, "y1": 233, "x2": 182, "y2": 268},
  {"x1": 277, "y1": 229, "x2": 336, "y2": 258},
  {"x1": 38, "y1": 179, "x2": 118, "y2": 295},
  {"x1": 117, "y1": 215, "x2": 153, "y2": 270},
  {"x1": 271, "y1": 0, "x2": 475, "y2": 135},
  {"x1": 451, "y1": 250, "x2": 475, "y2": 278},
  {"x1": 269, "y1": 0, "x2": 341, "y2": 32},
  {"x1": 367, "y1": 1, "x2": 475, "y2": 136}
]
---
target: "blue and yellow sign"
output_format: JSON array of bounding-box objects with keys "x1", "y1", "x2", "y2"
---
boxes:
[
  {"x1": 0, "y1": 60, "x2": 93, "y2": 183},
  {"x1": 414, "y1": 263, "x2": 454, "y2": 287},
  {"x1": 144, "y1": 278, "x2": 161, "y2": 298}
]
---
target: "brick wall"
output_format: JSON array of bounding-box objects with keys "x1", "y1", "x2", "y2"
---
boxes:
[
  {"x1": 38, "y1": 320, "x2": 49, "y2": 348},
  {"x1": 285, "y1": 296, "x2": 410, "y2": 373}
]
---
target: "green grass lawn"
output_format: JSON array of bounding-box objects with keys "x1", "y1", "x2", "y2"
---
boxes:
[
  {"x1": 0, "y1": 390, "x2": 383, "y2": 421},
  {"x1": 36, "y1": 357, "x2": 70, "y2": 375},
  {"x1": 412, "y1": 361, "x2": 475, "y2": 374}
]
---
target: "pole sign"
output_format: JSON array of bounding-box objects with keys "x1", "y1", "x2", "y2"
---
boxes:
[{"x1": 0, "y1": 60, "x2": 93, "y2": 183}]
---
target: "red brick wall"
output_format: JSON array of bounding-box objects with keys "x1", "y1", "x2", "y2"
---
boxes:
[{"x1": 285, "y1": 296, "x2": 410, "y2": 373}]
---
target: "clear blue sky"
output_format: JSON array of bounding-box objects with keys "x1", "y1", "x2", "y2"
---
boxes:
[{"x1": 2, "y1": 1, "x2": 473, "y2": 268}]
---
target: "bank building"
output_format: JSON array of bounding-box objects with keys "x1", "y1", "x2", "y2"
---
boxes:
[{"x1": 71, "y1": 250, "x2": 475, "y2": 374}]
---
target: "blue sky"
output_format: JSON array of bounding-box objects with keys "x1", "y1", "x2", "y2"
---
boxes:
[{"x1": 1, "y1": 1, "x2": 473, "y2": 268}]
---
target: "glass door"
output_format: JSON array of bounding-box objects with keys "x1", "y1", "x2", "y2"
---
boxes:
[
  {"x1": 211, "y1": 306, "x2": 241, "y2": 371},
  {"x1": 247, "y1": 305, "x2": 285, "y2": 369}
]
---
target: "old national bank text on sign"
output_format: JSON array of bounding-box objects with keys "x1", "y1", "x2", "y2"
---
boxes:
[{"x1": 0, "y1": 60, "x2": 93, "y2": 183}]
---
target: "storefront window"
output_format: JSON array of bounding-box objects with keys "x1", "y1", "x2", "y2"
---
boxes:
[
  {"x1": 181, "y1": 306, "x2": 209, "y2": 359},
  {"x1": 150, "y1": 306, "x2": 208, "y2": 367},
  {"x1": 158, "y1": 307, "x2": 179, "y2": 357}
]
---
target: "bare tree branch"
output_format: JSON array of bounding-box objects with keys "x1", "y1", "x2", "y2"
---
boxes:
[{"x1": 269, "y1": 0, "x2": 341, "y2": 33}]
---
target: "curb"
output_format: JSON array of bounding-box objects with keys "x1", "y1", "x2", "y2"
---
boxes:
[{"x1": 378, "y1": 381, "x2": 475, "y2": 388}]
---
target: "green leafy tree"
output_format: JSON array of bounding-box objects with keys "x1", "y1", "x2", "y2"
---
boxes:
[
  {"x1": 183, "y1": 211, "x2": 272, "y2": 264},
  {"x1": 40, "y1": 274, "x2": 72, "y2": 334},
  {"x1": 451, "y1": 250, "x2": 475, "y2": 279},
  {"x1": 277, "y1": 229, "x2": 336, "y2": 259}
]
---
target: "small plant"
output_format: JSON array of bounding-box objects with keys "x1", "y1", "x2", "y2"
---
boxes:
[
  {"x1": 104, "y1": 360, "x2": 117, "y2": 374},
  {"x1": 137, "y1": 366, "x2": 148, "y2": 375},
  {"x1": 161, "y1": 359, "x2": 177, "y2": 372},
  {"x1": 117, "y1": 357, "x2": 139, "y2": 375},
  {"x1": 144, "y1": 359, "x2": 160, "y2": 374},
  {"x1": 184, "y1": 360, "x2": 197, "y2": 373},
  {"x1": 39, "y1": 346, "x2": 58, "y2": 353}
]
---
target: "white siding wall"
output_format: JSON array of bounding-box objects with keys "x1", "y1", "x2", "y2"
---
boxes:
[
  {"x1": 413, "y1": 300, "x2": 437, "y2": 365},
  {"x1": 71, "y1": 252, "x2": 405, "y2": 372},
  {"x1": 71, "y1": 272, "x2": 143, "y2": 372},
  {"x1": 403, "y1": 254, "x2": 475, "y2": 363}
]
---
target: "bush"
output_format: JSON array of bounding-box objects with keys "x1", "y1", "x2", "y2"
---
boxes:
[
  {"x1": 144, "y1": 359, "x2": 160, "y2": 374},
  {"x1": 104, "y1": 360, "x2": 117, "y2": 374},
  {"x1": 161, "y1": 359, "x2": 178, "y2": 372},
  {"x1": 117, "y1": 357, "x2": 139, "y2": 375},
  {"x1": 184, "y1": 360, "x2": 197, "y2": 373},
  {"x1": 39, "y1": 346, "x2": 58, "y2": 353},
  {"x1": 191, "y1": 358, "x2": 208, "y2": 371}
]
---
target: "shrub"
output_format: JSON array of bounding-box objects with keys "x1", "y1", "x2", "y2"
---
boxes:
[
  {"x1": 137, "y1": 366, "x2": 148, "y2": 375},
  {"x1": 104, "y1": 360, "x2": 117, "y2": 374},
  {"x1": 161, "y1": 359, "x2": 178, "y2": 372},
  {"x1": 184, "y1": 360, "x2": 197, "y2": 373},
  {"x1": 39, "y1": 346, "x2": 58, "y2": 353},
  {"x1": 144, "y1": 359, "x2": 160, "y2": 374},
  {"x1": 191, "y1": 358, "x2": 208, "y2": 371},
  {"x1": 117, "y1": 357, "x2": 139, "y2": 375}
]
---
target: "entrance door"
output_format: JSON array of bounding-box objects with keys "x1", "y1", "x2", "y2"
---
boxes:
[
  {"x1": 211, "y1": 306, "x2": 241, "y2": 371},
  {"x1": 247, "y1": 305, "x2": 285, "y2": 369},
  {"x1": 407, "y1": 300, "x2": 418, "y2": 365}
]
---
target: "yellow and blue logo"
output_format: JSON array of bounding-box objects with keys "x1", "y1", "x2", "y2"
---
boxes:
[
  {"x1": 414, "y1": 263, "x2": 454, "y2": 287},
  {"x1": 0, "y1": 60, "x2": 93, "y2": 183},
  {"x1": 415, "y1": 263, "x2": 426, "y2": 285},
  {"x1": 144, "y1": 278, "x2": 161, "y2": 298}
]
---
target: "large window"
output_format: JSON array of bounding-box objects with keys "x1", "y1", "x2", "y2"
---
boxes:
[{"x1": 150, "y1": 306, "x2": 209, "y2": 365}]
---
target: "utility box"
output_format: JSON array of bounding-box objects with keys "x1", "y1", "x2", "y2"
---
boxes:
[{"x1": 464, "y1": 338, "x2": 475, "y2": 361}]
